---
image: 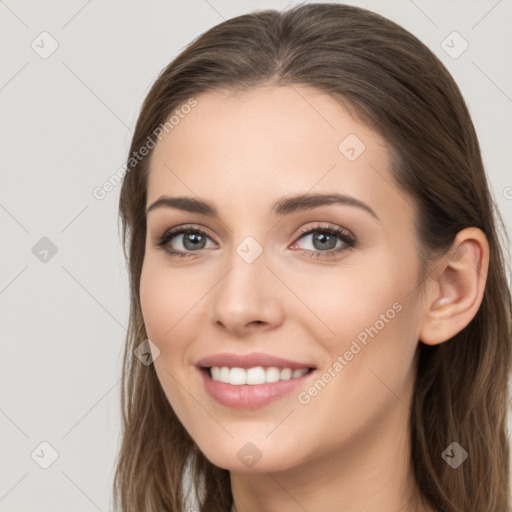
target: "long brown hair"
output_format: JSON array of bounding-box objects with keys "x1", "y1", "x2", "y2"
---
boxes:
[{"x1": 114, "y1": 3, "x2": 512, "y2": 511}]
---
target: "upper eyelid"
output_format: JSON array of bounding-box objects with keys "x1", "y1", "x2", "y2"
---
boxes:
[
  {"x1": 296, "y1": 224, "x2": 353, "y2": 237},
  {"x1": 163, "y1": 224, "x2": 218, "y2": 243}
]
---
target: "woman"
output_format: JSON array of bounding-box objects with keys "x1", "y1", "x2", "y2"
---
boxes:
[{"x1": 114, "y1": 3, "x2": 511, "y2": 511}]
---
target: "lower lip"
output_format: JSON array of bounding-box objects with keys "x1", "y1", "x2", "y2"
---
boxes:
[{"x1": 198, "y1": 367, "x2": 315, "y2": 409}]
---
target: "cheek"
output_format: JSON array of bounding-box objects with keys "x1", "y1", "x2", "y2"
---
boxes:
[
  {"x1": 140, "y1": 262, "x2": 171, "y2": 341},
  {"x1": 139, "y1": 258, "x2": 202, "y2": 342},
  {"x1": 139, "y1": 261, "x2": 203, "y2": 422},
  {"x1": 298, "y1": 248, "x2": 421, "y2": 386},
  {"x1": 296, "y1": 289, "x2": 420, "y2": 448},
  {"x1": 297, "y1": 262, "x2": 410, "y2": 342}
]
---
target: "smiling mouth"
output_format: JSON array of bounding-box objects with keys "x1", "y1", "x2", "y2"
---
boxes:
[{"x1": 202, "y1": 366, "x2": 316, "y2": 385}]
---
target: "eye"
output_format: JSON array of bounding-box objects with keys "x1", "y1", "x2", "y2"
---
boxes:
[
  {"x1": 152, "y1": 225, "x2": 216, "y2": 258},
  {"x1": 152, "y1": 223, "x2": 357, "y2": 259},
  {"x1": 290, "y1": 224, "x2": 356, "y2": 259}
]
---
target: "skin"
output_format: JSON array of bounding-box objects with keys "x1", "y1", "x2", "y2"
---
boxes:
[{"x1": 140, "y1": 85, "x2": 489, "y2": 512}]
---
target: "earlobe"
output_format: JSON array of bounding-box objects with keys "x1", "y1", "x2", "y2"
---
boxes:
[{"x1": 419, "y1": 228, "x2": 489, "y2": 346}]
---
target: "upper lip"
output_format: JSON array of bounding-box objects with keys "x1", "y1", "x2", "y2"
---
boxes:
[{"x1": 196, "y1": 352, "x2": 316, "y2": 370}]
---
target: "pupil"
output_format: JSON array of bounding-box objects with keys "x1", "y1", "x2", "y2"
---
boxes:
[
  {"x1": 183, "y1": 232, "x2": 205, "y2": 250},
  {"x1": 314, "y1": 232, "x2": 336, "y2": 250}
]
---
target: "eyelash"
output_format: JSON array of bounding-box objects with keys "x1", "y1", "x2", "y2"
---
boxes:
[{"x1": 152, "y1": 224, "x2": 357, "y2": 260}]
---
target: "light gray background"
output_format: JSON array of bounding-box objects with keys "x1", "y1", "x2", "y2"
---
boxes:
[{"x1": 1, "y1": 1, "x2": 511, "y2": 510}]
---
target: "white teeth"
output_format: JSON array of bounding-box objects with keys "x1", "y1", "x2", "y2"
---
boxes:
[
  {"x1": 209, "y1": 366, "x2": 311, "y2": 385},
  {"x1": 292, "y1": 368, "x2": 308, "y2": 378},
  {"x1": 229, "y1": 367, "x2": 246, "y2": 385},
  {"x1": 280, "y1": 368, "x2": 293, "y2": 380},
  {"x1": 247, "y1": 366, "x2": 266, "y2": 385},
  {"x1": 266, "y1": 367, "x2": 280, "y2": 382},
  {"x1": 219, "y1": 367, "x2": 230, "y2": 383},
  {"x1": 211, "y1": 366, "x2": 221, "y2": 380}
]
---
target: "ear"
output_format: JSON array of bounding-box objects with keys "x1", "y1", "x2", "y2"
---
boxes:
[{"x1": 419, "y1": 227, "x2": 489, "y2": 346}]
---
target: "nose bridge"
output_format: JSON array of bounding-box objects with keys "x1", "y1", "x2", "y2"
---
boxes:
[
  {"x1": 209, "y1": 235, "x2": 283, "y2": 331},
  {"x1": 218, "y1": 239, "x2": 269, "y2": 307}
]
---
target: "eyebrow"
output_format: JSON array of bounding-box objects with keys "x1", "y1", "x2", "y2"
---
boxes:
[{"x1": 146, "y1": 193, "x2": 379, "y2": 220}]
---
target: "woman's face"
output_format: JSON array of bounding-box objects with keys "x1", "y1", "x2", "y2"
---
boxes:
[{"x1": 140, "y1": 85, "x2": 426, "y2": 472}]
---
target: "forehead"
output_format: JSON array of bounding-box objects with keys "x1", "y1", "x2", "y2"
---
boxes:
[
  {"x1": 151, "y1": 84, "x2": 386, "y2": 167},
  {"x1": 146, "y1": 85, "x2": 410, "y2": 225}
]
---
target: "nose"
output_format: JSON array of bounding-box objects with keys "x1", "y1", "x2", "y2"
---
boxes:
[{"x1": 209, "y1": 248, "x2": 285, "y2": 337}]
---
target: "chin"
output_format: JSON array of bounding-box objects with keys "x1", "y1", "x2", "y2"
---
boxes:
[{"x1": 194, "y1": 437, "x2": 305, "y2": 474}]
